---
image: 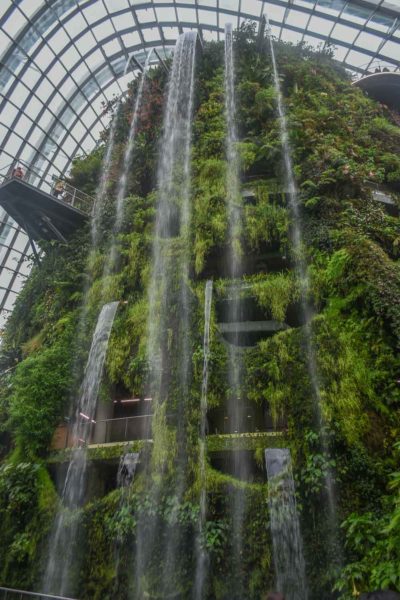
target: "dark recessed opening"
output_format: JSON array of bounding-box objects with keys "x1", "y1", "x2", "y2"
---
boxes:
[
  {"x1": 207, "y1": 401, "x2": 285, "y2": 435},
  {"x1": 210, "y1": 450, "x2": 265, "y2": 483},
  {"x1": 219, "y1": 320, "x2": 288, "y2": 347},
  {"x1": 201, "y1": 242, "x2": 290, "y2": 279}
]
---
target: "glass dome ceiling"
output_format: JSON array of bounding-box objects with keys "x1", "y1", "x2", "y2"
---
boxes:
[{"x1": 0, "y1": 0, "x2": 400, "y2": 328}]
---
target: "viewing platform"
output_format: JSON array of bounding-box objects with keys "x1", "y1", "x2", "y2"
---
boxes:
[
  {"x1": 49, "y1": 395, "x2": 285, "y2": 459},
  {"x1": 353, "y1": 66, "x2": 400, "y2": 111},
  {"x1": 48, "y1": 431, "x2": 284, "y2": 465},
  {"x1": 0, "y1": 161, "x2": 93, "y2": 243}
]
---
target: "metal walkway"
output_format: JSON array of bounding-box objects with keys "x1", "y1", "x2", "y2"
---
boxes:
[{"x1": 0, "y1": 161, "x2": 92, "y2": 243}]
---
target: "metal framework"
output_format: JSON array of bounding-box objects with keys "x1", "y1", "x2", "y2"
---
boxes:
[{"x1": 0, "y1": 0, "x2": 399, "y2": 327}]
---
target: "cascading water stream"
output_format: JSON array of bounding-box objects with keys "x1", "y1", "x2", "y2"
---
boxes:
[
  {"x1": 104, "y1": 50, "x2": 153, "y2": 279},
  {"x1": 265, "y1": 448, "x2": 308, "y2": 600},
  {"x1": 224, "y1": 23, "x2": 248, "y2": 585},
  {"x1": 91, "y1": 58, "x2": 130, "y2": 248},
  {"x1": 42, "y1": 301, "x2": 119, "y2": 597},
  {"x1": 113, "y1": 452, "x2": 140, "y2": 596},
  {"x1": 194, "y1": 280, "x2": 213, "y2": 600},
  {"x1": 265, "y1": 16, "x2": 338, "y2": 526},
  {"x1": 68, "y1": 58, "x2": 129, "y2": 409},
  {"x1": 117, "y1": 452, "x2": 140, "y2": 488},
  {"x1": 134, "y1": 31, "x2": 197, "y2": 598}
]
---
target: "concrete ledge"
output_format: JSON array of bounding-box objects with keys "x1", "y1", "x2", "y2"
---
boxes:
[
  {"x1": 47, "y1": 440, "x2": 148, "y2": 463},
  {"x1": 47, "y1": 432, "x2": 285, "y2": 462},
  {"x1": 207, "y1": 431, "x2": 284, "y2": 452}
]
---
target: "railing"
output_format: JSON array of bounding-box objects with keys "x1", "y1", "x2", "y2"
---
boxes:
[
  {"x1": 53, "y1": 414, "x2": 155, "y2": 449},
  {"x1": 353, "y1": 61, "x2": 400, "y2": 80},
  {"x1": 94, "y1": 414, "x2": 153, "y2": 444},
  {"x1": 0, "y1": 160, "x2": 93, "y2": 216},
  {"x1": 0, "y1": 587, "x2": 77, "y2": 600}
]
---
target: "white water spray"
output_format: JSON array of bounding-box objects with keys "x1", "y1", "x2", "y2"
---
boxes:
[
  {"x1": 265, "y1": 448, "x2": 308, "y2": 600},
  {"x1": 224, "y1": 23, "x2": 249, "y2": 586},
  {"x1": 264, "y1": 14, "x2": 340, "y2": 553},
  {"x1": 104, "y1": 50, "x2": 153, "y2": 278},
  {"x1": 43, "y1": 302, "x2": 119, "y2": 597},
  {"x1": 134, "y1": 32, "x2": 197, "y2": 598},
  {"x1": 194, "y1": 280, "x2": 213, "y2": 600}
]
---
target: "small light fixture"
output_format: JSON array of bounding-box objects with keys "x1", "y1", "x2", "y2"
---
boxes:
[
  {"x1": 79, "y1": 412, "x2": 90, "y2": 420},
  {"x1": 144, "y1": 397, "x2": 152, "y2": 402},
  {"x1": 121, "y1": 398, "x2": 141, "y2": 403}
]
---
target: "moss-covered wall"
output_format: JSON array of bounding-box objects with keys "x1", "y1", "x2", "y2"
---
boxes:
[{"x1": 0, "y1": 23, "x2": 400, "y2": 599}]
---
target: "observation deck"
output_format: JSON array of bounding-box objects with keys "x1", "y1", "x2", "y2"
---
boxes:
[
  {"x1": 353, "y1": 66, "x2": 400, "y2": 111},
  {"x1": 0, "y1": 161, "x2": 92, "y2": 243}
]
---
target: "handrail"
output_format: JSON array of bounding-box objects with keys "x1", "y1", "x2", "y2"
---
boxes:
[
  {"x1": 96, "y1": 414, "x2": 153, "y2": 423},
  {"x1": 0, "y1": 586, "x2": 78, "y2": 600},
  {"x1": 0, "y1": 160, "x2": 93, "y2": 216},
  {"x1": 353, "y1": 61, "x2": 400, "y2": 80}
]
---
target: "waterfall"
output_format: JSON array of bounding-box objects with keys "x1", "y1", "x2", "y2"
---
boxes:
[
  {"x1": 134, "y1": 31, "x2": 197, "y2": 598},
  {"x1": 224, "y1": 23, "x2": 248, "y2": 584},
  {"x1": 265, "y1": 449, "x2": 308, "y2": 600},
  {"x1": 69, "y1": 57, "x2": 129, "y2": 411},
  {"x1": 264, "y1": 16, "x2": 339, "y2": 527},
  {"x1": 224, "y1": 22, "x2": 241, "y2": 274},
  {"x1": 147, "y1": 31, "x2": 197, "y2": 396},
  {"x1": 91, "y1": 58, "x2": 130, "y2": 248},
  {"x1": 42, "y1": 301, "x2": 119, "y2": 597},
  {"x1": 117, "y1": 452, "x2": 139, "y2": 488},
  {"x1": 113, "y1": 452, "x2": 140, "y2": 596},
  {"x1": 194, "y1": 280, "x2": 213, "y2": 600},
  {"x1": 105, "y1": 50, "x2": 153, "y2": 278}
]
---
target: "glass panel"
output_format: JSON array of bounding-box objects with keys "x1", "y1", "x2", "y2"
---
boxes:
[
  {"x1": 286, "y1": 10, "x2": 310, "y2": 29},
  {"x1": 107, "y1": 0, "x2": 129, "y2": 10},
  {"x1": 264, "y1": 5, "x2": 286, "y2": 21},
  {"x1": 143, "y1": 28, "x2": 161, "y2": 43},
  {"x1": 47, "y1": 63, "x2": 67, "y2": 87},
  {"x1": 199, "y1": 0, "x2": 217, "y2": 7},
  {"x1": 331, "y1": 23, "x2": 359, "y2": 44},
  {"x1": 303, "y1": 33, "x2": 324, "y2": 48},
  {"x1": 29, "y1": 127, "x2": 44, "y2": 148},
  {"x1": 136, "y1": 8, "x2": 157, "y2": 23},
  {"x1": 198, "y1": 9, "x2": 217, "y2": 26},
  {"x1": 122, "y1": 31, "x2": 141, "y2": 47},
  {"x1": 83, "y1": 2, "x2": 108, "y2": 23},
  {"x1": 177, "y1": 8, "x2": 197, "y2": 22},
  {"x1": 308, "y1": 16, "x2": 334, "y2": 35},
  {"x1": 13, "y1": 114, "x2": 32, "y2": 137},
  {"x1": 379, "y1": 39, "x2": 400, "y2": 59},
  {"x1": 342, "y1": 2, "x2": 372, "y2": 24},
  {"x1": 3, "y1": 8, "x2": 26, "y2": 37},
  {"x1": 163, "y1": 26, "x2": 181, "y2": 39},
  {"x1": 356, "y1": 31, "x2": 383, "y2": 52},
  {"x1": 103, "y1": 39, "x2": 121, "y2": 56},
  {"x1": 156, "y1": 7, "x2": 174, "y2": 22},
  {"x1": 221, "y1": 0, "x2": 239, "y2": 10},
  {"x1": 113, "y1": 12, "x2": 135, "y2": 31},
  {"x1": 282, "y1": 28, "x2": 304, "y2": 43},
  {"x1": 368, "y1": 12, "x2": 394, "y2": 33},
  {"x1": 241, "y1": 0, "x2": 261, "y2": 15},
  {"x1": 317, "y1": 0, "x2": 346, "y2": 17},
  {"x1": 3, "y1": 290, "x2": 18, "y2": 312},
  {"x1": 346, "y1": 49, "x2": 372, "y2": 68}
]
